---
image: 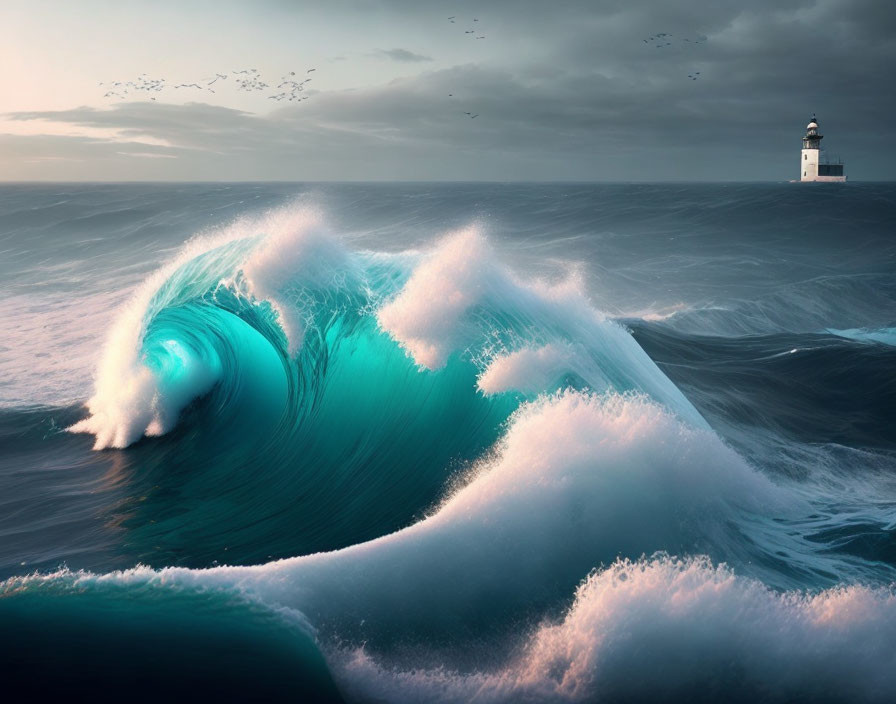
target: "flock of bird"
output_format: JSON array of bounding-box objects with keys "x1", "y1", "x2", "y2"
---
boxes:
[
  {"x1": 446, "y1": 16, "x2": 488, "y2": 119},
  {"x1": 447, "y1": 16, "x2": 485, "y2": 40},
  {"x1": 99, "y1": 18, "x2": 710, "y2": 120},
  {"x1": 99, "y1": 67, "x2": 317, "y2": 103},
  {"x1": 643, "y1": 31, "x2": 708, "y2": 47},
  {"x1": 642, "y1": 32, "x2": 709, "y2": 81}
]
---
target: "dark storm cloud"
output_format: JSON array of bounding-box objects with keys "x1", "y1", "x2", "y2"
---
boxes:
[
  {"x1": 375, "y1": 48, "x2": 433, "y2": 63},
  {"x1": 6, "y1": 0, "x2": 896, "y2": 179}
]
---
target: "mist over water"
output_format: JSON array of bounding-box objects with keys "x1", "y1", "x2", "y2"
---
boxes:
[{"x1": 1, "y1": 183, "x2": 895, "y2": 702}]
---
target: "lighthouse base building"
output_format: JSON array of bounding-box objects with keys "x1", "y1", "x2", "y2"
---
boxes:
[{"x1": 800, "y1": 115, "x2": 846, "y2": 182}]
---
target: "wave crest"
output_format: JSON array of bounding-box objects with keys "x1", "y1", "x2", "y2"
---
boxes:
[{"x1": 335, "y1": 555, "x2": 896, "y2": 704}]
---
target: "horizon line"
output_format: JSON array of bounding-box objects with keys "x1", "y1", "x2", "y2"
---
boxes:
[{"x1": 0, "y1": 179, "x2": 890, "y2": 185}]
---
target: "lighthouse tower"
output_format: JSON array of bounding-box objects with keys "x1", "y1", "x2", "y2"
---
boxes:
[
  {"x1": 800, "y1": 116, "x2": 822, "y2": 181},
  {"x1": 800, "y1": 115, "x2": 846, "y2": 182}
]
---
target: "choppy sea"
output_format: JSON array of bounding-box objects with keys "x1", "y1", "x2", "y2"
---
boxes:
[{"x1": 1, "y1": 182, "x2": 895, "y2": 702}]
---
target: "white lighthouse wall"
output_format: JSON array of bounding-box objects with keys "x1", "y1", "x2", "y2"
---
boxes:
[{"x1": 800, "y1": 149, "x2": 819, "y2": 181}]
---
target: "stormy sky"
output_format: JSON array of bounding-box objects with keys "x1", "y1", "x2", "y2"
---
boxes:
[{"x1": 1, "y1": 0, "x2": 894, "y2": 181}]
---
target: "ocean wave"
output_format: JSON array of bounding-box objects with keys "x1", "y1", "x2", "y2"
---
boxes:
[
  {"x1": 67, "y1": 207, "x2": 323, "y2": 448},
  {"x1": 628, "y1": 274, "x2": 896, "y2": 339},
  {"x1": 0, "y1": 568, "x2": 341, "y2": 701},
  {"x1": 69, "y1": 205, "x2": 707, "y2": 451},
  {"x1": 16, "y1": 197, "x2": 891, "y2": 700},
  {"x1": 334, "y1": 555, "x2": 896, "y2": 704},
  {"x1": 31, "y1": 389, "x2": 873, "y2": 616},
  {"x1": 56, "y1": 204, "x2": 896, "y2": 578},
  {"x1": 9, "y1": 383, "x2": 896, "y2": 700},
  {"x1": 629, "y1": 321, "x2": 896, "y2": 452}
]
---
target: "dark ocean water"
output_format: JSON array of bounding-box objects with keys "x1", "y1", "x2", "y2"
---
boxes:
[{"x1": 1, "y1": 182, "x2": 895, "y2": 702}]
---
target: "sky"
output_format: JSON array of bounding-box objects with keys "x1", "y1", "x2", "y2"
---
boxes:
[{"x1": 1, "y1": 0, "x2": 894, "y2": 181}]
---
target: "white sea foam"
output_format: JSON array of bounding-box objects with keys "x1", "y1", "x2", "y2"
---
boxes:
[
  {"x1": 477, "y1": 343, "x2": 573, "y2": 394},
  {"x1": 476, "y1": 342, "x2": 614, "y2": 396},
  {"x1": 241, "y1": 207, "x2": 351, "y2": 356},
  {"x1": 378, "y1": 227, "x2": 707, "y2": 427},
  {"x1": 376, "y1": 226, "x2": 496, "y2": 370},
  {"x1": 67, "y1": 235, "x2": 223, "y2": 449},
  {"x1": 333, "y1": 555, "x2": 896, "y2": 703},
  {"x1": 617, "y1": 302, "x2": 693, "y2": 322},
  {"x1": 68, "y1": 204, "x2": 334, "y2": 449}
]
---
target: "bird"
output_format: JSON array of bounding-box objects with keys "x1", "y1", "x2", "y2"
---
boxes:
[
  {"x1": 470, "y1": 114, "x2": 479, "y2": 118},
  {"x1": 307, "y1": 68, "x2": 316, "y2": 73}
]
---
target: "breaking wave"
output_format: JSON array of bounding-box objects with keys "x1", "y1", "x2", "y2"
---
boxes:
[{"x1": 3, "y1": 199, "x2": 891, "y2": 701}]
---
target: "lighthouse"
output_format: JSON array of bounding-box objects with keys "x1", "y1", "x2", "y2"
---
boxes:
[{"x1": 800, "y1": 115, "x2": 846, "y2": 182}]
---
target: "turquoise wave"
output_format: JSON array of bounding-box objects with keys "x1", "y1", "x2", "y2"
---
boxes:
[{"x1": 61, "y1": 212, "x2": 706, "y2": 567}]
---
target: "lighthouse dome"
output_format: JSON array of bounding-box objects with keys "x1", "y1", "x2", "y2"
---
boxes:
[{"x1": 807, "y1": 120, "x2": 818, "y2": 130}]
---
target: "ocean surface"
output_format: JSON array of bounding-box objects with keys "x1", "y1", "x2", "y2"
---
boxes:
[{"x1": 1, "y1": 182, "x2": 895, "y2": 702}]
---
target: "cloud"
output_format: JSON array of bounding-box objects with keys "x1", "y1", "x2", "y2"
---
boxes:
[
  {"x1": 3, "y1": 0, "x2": 894, "y2": 180},
  {"x1": 375, "y1": 48, "x2": 433, "y2": 63}
]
